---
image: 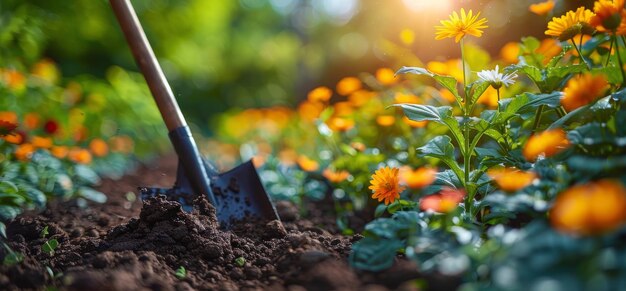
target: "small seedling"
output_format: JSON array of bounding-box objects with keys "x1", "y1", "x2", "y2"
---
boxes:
[
  {"x1": 41, "y1": 226, "x2": 49, "y2": 238},
  {"x1": 42, "y1": 239, "x2": 59, "y2": 256},
  {"x1": 45, "y1": 266, "x2": 63, "y2": 279},
  {"x1": 234, "y1": 256, "x2": 246, "y2": 267},
  {"x1": 3, "y1": 251, "x2": 24, "y2": 266},
  {"x1": 175, "y1": 266, "x2": 187, "y2": 279}
]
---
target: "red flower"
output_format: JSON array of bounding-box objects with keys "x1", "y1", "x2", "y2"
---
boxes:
[
  {"x1": 0, "y1": 120, "x2": 18, "y2": 136},
  {"x1": 43, "y1": 120, "x2": 59, "y2": 135},
  {"x1": 420, "y1": 188, "x2": 466, "y2": 213}
]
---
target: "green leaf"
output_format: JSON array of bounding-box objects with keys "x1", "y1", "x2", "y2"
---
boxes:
[
  {"x1": 495, "y1": 92, "x2": 561, "y2": 125},
  {"x1": 395, "y1": 66, "x2": 462, "y2": 106},
  {"x1": 42, "y1": 239, "x2": 59, "y2": 255},
  {"x1": 468, "y1": 81, "x2": 491, "y2": 105},
  {"x1": 73, "y1": 165, "x2": 101, "y2": 185},
  {"x1": 397, "y1": 104, "x2": 465, "y2": 151},
  {"x1": 350, "y1": 236, "x2": 404, "y2": 271},
  {"x1": 374, "y1": 204, "x2": 387, "y2": 218},
  {"x1": 3, "y1": 251, "x2": 24, "y2": 266},
  {"x1": 175, "y1": 266, "x2": 187, "y2": 279},
  {"x1": 41, "y1": 226, "x2": 49, "y2": 238},
  {"x1": 417, "y1": 136, "x2": 464, "y2": 184},
  {"x1": 0, "y1": 205, "x2": 22, "y2": 221},
  {"x1": 78, "y1": 187, "x2": 107, "y2": 203},
  {"x1": 396, "y1": 66, "x2": 433, "y2": 77},
  {"x1": 593, "y1": 66, "x2": 622, "y2": 85},
  {"x1": 0, "y1": 222, "x2": 5, "y2": 239}
]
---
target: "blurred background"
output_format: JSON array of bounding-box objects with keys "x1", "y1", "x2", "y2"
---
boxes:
[{"x1": 0, "y1": 0, "x2": 594, "y2": 135}]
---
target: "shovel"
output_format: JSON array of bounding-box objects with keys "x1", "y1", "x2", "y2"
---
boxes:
[{"x1": 109, "y1": 0, "x2": 279, "y2": 228}]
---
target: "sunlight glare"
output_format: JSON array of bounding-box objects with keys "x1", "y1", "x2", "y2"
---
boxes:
[{"x1": 402, "y1": 0, "x2": 452, "y2": 12}]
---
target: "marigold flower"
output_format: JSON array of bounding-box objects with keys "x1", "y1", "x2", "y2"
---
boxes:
[
  {"x1": 31, "y1": 136, "x2": 53, "y2": 149},
  {"x1": 326, "y1": 117, "x2": 355, "y2": 132},
  {"x1": 68, "y1": 147, "x2": 92, "y2": 164},
  {"x1": 561, "y1": 73, "x2": 609, "y2": 112},
  {"x1": 89, "y1": 138, "x2": 109, "y2": 157},
  {"x1": 500, "y1": 42, "x2": 520, "y2": 64},
  {"x1": 536, "y1": 38, "x2": 563, "y2": 61},
  {"x1": 307, "y1": 86, "x2": 333, "y2": 103},
  {"x1": 51, "y1": 146, "x2": 69, "y2": 159},
  {"x1": 297, "y1": 155, "x2": 319, "y2": 172},
  {"x1": 435, "y1": 8, "x2": 488, "y2": 43},
  {"x1": 590, "y1": 0, "x2": 625, "y2": 32},
  {"x1": 402, "y1": 116, "x2": 428, "y2": 128},
  {"x1": 529, "y1": 0, "x2": 555, "y2": 16},
  {"x1": 376, "y1": 115, "x2": 396, "y2": 127},
  {"x1": 298, "y1": 101, "x2": 325, "y2": 122},
  {"x1": 336, "y1": 77, "x2": 362, "y2": 96},
  {"x1": 545, "y1": 7, "x2": 595, "y2": 41},
  {"x1": 2, "y1": 131, "x2": 24, "y2": 144},
  {"x1": 14, "y1": 143, "x2": 35, "y2": 161},
  {"x1": 523, "y1": 128, "x2": 570, "y2": 161},
  {"x1": 323, "y1": 168, "x2": 350, "y2": 183},
  {"x1": 487, "y1": 167, "x2": 537, "y2": 192},
  {"x1": 109, "y1": 135, "x2": 134, "y2": 154},
  {"x1": 400, "y1": 167, "x2": 437, "y2": 189},
  {"x1": 333, "y1": 102, "x2": 353, "y2": 117},
  {"x1": 23, "y1": 113, "x2": 40, "y2": 130},
  {"x1": 0, "y1": 120, "x2": 18, "y2": 137},
  {"x1": 347, "y1": 90, "x2": 376, "y2": 107},
  {"x1": 394, "y1": 92, "x2": 421, "y2": 104},
  {"x1": 0, "y1": 112, "x2": 18, "y2": 124},
  {"x1": 2, "y1": 70, "x2": 26, "y2": 92},
  {"x1": 369, "y1": 166, "x2": 405, "y2": 205},
  {"x1": 420, "y1": 188, "x2": 466, "y2": 213},
  {"x1": 551, "y1": 180, "x2": 626, "y2": 236},
  {"x1": 376, "y1": 68, "x2": 397, "y2": 86}
]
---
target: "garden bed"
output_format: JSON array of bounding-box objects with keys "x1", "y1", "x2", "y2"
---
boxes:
[{"x1": 0, "y1": 156, "x2": 453, "y2": 291}]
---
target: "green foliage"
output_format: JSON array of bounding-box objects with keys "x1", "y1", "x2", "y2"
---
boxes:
[
  {"x1": 175, "y1": 266, "x2": 187, "y2": 279},
  {"x1": 234, "y1": 257, "x2": 246, "y2": 267}
]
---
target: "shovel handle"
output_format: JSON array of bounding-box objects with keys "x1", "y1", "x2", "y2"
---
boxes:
[{"x1": 109, "y1": 0, "x2": 185, "y2": 131}]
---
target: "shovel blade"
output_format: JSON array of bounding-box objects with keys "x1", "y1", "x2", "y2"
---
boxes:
[{"x1": 139, "y1": 159, "x2": 279, "y2": 228}]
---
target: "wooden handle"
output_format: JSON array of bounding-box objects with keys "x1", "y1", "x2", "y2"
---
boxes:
[{"x1": 109, "y1": 0, "x2": 186, "y2": 131}]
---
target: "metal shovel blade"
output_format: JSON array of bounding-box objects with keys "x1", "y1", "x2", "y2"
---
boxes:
[{"x1": 140, "y1": 159, "x2": 279, "y2": 228}]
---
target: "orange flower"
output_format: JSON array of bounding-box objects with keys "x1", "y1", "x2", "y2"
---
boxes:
[
  {"x1": 2, "y1": 131, "x2": 24, "y2": 144},
  {"x1": 369, "y1": 166, "x2": 405, "y2": 205},
  {"x1": 89, "y1": 138, "x2": 109, "y2": 157},
  {"x1": 336, "y1": 77, "x2": 362, "y2": 96},
  {"x1": 523, "y1": 129, "x2": 570, "y2": 161},
  {"x1": 0, "y1": 112, "x2": 18, "y2": 124},
  {"x1": 278, "y1": 148, "x2": 297, "y2": 166},
  {"x1": 51, "y1": 146, "x2": 69, "y2": 159},
  {"x1": 350, "y1": 142, "x2": 366, "y2": 152},
  {"x1": 551, "y1": 180, "x2": 626, "y2": 235},
  {"x1": 590, "y1": 0, "x2": 625, "y2": 32},
  {"x1": 327, "y1": 117, "x2": 355, "y2": 132},
  {"x1": 376, "y1": 68, "x2": 397, "y2": 86},
  {"x1": 14, "y1": 143, "x2": 35, "y2": 161},
  {"x1": 420, "y1": 188, "x2": 466, "y2": 213},
  {"x1": 307, "y1": 86, "x2": 333, "y2": 103},
  {"x1": 500, "y1": 42, "x2": 520, "y2": 64},
  {"x1": 402, "y1": 116, "x2": 428, "y2": 128},
  {"x1": 31, "y1": 136, "x2": 53, "y2": 149},
  {"x1": 545, "y1": 7, "x2": 595, "y2": 41},
  {"x1": 347, "y1": 90, "x2": 376, "y2": 107},
  {"x1": 376, "y1": 115, "x2": 396, "y2": 127},
  {"x1": 109, "y1": 135, "x2": 134, "y2": 154},
  {"x1": 477, "y1": 87, "x2": 499, "y2": 108},
  {"x1": 2, "y1": 70, "x2": 26, "y2": 92},
  {"x1": 251, "y1": 155, "x2": 266, "y2": 168},
  {"x1": 400, "y1": 167, "x2": 437, "y2": 189},
  {"x1": 0, "y1": 120, "x2": 18, "y2": 136},
  {"x1": 298, "y1": 101, "x2": 325, "y2": 122},
  {"x1": 23, "y1": 113, "x2": 40, "y2": 130},
  {"x1": 323, "y1": 168, "x2": 350, "y2": 183},
  {"x1": 427, "y1": 59, "x2": 463, "y2": 82},
  {"x1": 394, "y1": 92, "x2": 421, "y2": 104},
  {"x1": 529, "y1": 0, "x2": 555, "y2": 16},
  {"x1": 31, "y1": 59, "x2": 60, "y2": 84},
  {"x1": 333, "y1": 102, "x2": 353, "y2": 117},
  {"x1": 535, "y1": 38, "x2": 562, "y2": 61},
  {"x1": 487, "y1": 167, "x2": 537, "y2": 192},
  {"x1": 297, "y1": 155, "x2": 319, "y2": 172},
  {"x1": 68, "y1": 147, "x2": 92, "y2": 164},
  {"x1": 561, "y1": 73, "x2": 609, "y2": 111}
]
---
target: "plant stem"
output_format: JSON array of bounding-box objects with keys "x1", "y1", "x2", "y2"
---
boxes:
[
  {"x1": 461, "y1": 38, "x2": 472, "y2": 216},
  {"x1": 616, "y1": 36, "x2": 626, "y2": 88},
  {"x1": 570, "y1": 38, "x2": 590, "y2": 70},
  {"x1": 606, "y1": 36, "x2": 615, "y2": 67},
  {"x1": 532, "y1": 105, "x2": 545, "y2": 133}
]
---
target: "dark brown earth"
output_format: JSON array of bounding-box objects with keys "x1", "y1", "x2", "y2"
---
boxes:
[{"x1": 0, "y1": 156, "x2": 435, "y2": 291}]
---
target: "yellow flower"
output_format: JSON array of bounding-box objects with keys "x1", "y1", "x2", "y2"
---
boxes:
[
  {"x1": 376, "y1": 115, "x2": 396, "y2": 127},
  {"x1": 375, "y1": 68, "x2": 397, "y2": 86},
  {"x1": 369, "y1": 166, "x2": 405, "y2": 205},
  {"x1": 561, "y1": 73, "x2": 609, "y2": 112},
  {"x1": 435, "y1": 8, "x2": 488, "y2": 43},
  {"x1": 394, "y1": 92, "x2": 421, "y2": 104},
  {"x1": 297, "y1": 155, "x2": 319, "y2": 172},
  {"x1": 545, "y1": 7, "x2": 595, "y2": 41},
  {"x1": 523, "y1": 129, "x2": 571, "y2": 161},
  {"x1": 529, "y1": 0, "x2": 555, "y2": 16},
  {"x1": 551, "y1": 180, "x2": 626, "y2": 236},
  {"x1": 400, "y1": 167, "x2": 437, "y2": 189},
  {"x1": 336, "y1": 77, "x2": 362, "y2": 96},
  {"x1": 427, "y1": 59, "x2": 464, "y2": 82},
  {"x1": 298, "y1": 101, "x2": 325, "y2": 123},
  {"x1": 307, "y1": 86, "x2": 333, "y2": 103},
  {"x1": 500, "y1": 42, "x2": 520, "y2": 64},
  {"x1": 487, "y1": 167, "x2": 537, "y2": 192},
  {"x1": 590, "y1": 0, "x2": 625, "y2": 32},
  {"x1": 323, "y1": 168, "x2": 350, "y2": 183},
  {"x1": 31, "y1": 59, "x2": 60, "y2": 84}
]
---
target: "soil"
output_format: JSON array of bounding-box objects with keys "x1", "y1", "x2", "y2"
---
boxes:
[{"x1": 0, "y1": 156, "x2": 451, "y2": 291}]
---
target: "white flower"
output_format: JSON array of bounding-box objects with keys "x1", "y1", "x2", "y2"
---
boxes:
[{"x1": 477, "y1": 65, "x2": 517, "y2": 89}]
